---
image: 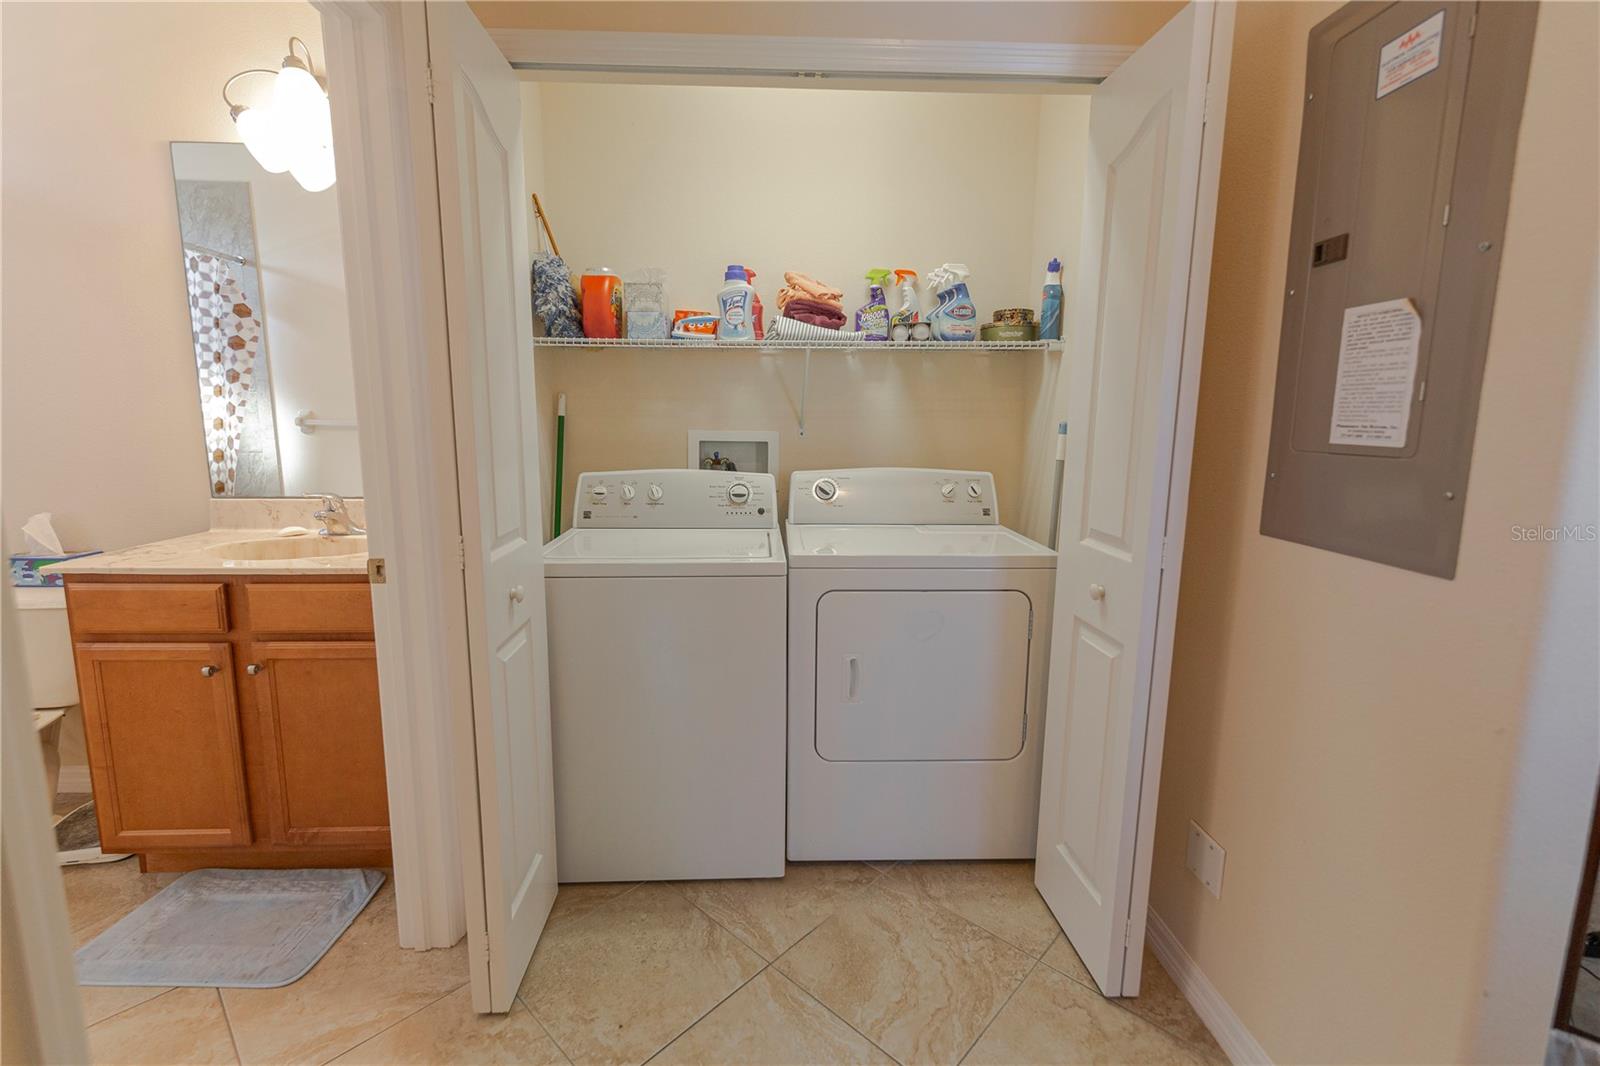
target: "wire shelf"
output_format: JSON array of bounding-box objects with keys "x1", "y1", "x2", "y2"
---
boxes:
[{"x1": 532, "y1": 337, "x2": 1059, "y2": 352}]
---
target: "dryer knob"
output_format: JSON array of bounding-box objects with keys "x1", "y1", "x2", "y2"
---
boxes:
[
  {"x1": 940, "y1": 483, "x2": 957, "y2": 498},
  {"x1": 966, "y1": 482, "x2": 983, "y2": 499},
  {"x1": 590, "y1": 484, "x2": 608, "y2": 501},
  {"x1": 728, "y1": 482, "x2": 751, "y2": 506},
  {"x1": 647, "y1": 483, "x2": 664, "y2": 502},
  {"x1": 620, "y1": 484, "x2": 636, "y2": 502},
  {"x1": 813, "y1": 478, "x2": 838, "y2": 502}
]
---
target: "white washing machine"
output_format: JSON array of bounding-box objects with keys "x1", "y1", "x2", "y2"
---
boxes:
[
  {"x1": 543, "y1": 469, "x2": 786, "y2": 882},
  {"x1": 786, "y1": 468, "x2": 1057, "y2": 861}
]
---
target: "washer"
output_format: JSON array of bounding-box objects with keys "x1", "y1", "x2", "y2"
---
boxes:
[
  {"x1": 544, "y1": 469, "x2": 786, "y2": 881},
  {"x1": 786, "y1": 468, "x2": 1057, "y2": 861}
]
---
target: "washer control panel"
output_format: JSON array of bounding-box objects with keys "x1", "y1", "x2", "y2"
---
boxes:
[
  {"x1": 789, "y1": 468, "x2": 998, "y2": 525},
  {"x1": 574, "y1": 469, "x2": 777, "y2": 528}
]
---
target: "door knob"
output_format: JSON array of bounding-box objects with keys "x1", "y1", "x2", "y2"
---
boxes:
[
  {"x1": 200, "y1": 665, "x2": 219, "y2": 677},
  {"x1": 1088, "y1": 583, "x2": 1106, "y2": 602},
  {"x1": 509, "y1": 585, "x2": 526, "y2": 604},
  {"x1": 246, "y1": 664, "x2": 262, "y2": 675}
]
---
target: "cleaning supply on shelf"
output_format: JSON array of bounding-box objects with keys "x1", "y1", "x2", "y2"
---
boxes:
[
  {"x1": 671, "y1": 310, "x2": 719, "y2": 339},
  {"x1": 1040, "y1": 257, "x2": 1064, "y2": 341},
  {"x1": 889, "y1": 269, "x2": 920, "y2": 341},
  {"x1": 581, "y1": 268, "x2": 623, "y2": 339},
  {"x1": 926, "y1": 263, "x2": 977, "y2": 342},
  {"x1": 745, "y1": 268, "x2": 765, "y2": 340},
  {"x1": 624, "y1": 267, "x2": 668, "y2": 339},
  {"x1": 853, "y1": 269, "x2": 891, "y2": 341},
  {"x1": 529, "y1": 193, "x2": 581, "y2": 338},
  {"x1": 717, "y1": 264, "x2": 757, "y2": 341}
]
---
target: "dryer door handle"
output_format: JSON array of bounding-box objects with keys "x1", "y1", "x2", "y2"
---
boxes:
[{"x1": 845, "y1": 656, "x2": 861, "y2": 703}]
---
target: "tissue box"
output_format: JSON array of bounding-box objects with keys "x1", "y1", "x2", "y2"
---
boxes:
[{"x1": 10, "y1": 551, "x2": 101, "y2": 588}]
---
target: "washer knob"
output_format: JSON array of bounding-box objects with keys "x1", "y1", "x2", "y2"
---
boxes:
[
  {"x1": 620, "y1": 484, "x2": 636, "y2": 502},
  {"x1": 966, "y1": 482, "x2": 983, "y2": 499},
  {"x1": 590, "y1": 484, "x2": 608, "y2": 501},
  {"x1": 940, "y1": 483, "x2": 957, "y2": 499},
  {"x1": 728, "y1": 482, "x2": 751, "y2": 506},
  {"x1": 647, "y1": 483, "x2": 664, "y2": 502},
  {"x1": 813, "y1": 478, "x2": 838, "y2": 502}
]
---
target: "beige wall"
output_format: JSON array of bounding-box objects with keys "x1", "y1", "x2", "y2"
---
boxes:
[
  {"x1": 1, "y1": 2, "x2": 326, "y2": 558},
  {"x1": 527, "y1": 83, "x2": 1088, "y2": 532},
  {"x1": 1150, "y1": 4, "x2": 1600, "y2": 1063}
]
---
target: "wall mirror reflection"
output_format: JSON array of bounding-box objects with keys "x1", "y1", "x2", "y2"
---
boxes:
[{"x1": 170, "y1": 141, "x2": 361, "y2": 498}]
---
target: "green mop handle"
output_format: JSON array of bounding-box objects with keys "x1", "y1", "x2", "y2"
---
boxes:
[{"x1": 551, "y1": 393, "x2": 566, "y2": 541}]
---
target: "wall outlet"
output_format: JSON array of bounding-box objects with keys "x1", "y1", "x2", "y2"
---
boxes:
[{"x1": 1186, "y1": 820, "x2": 1225, "y2": 899}]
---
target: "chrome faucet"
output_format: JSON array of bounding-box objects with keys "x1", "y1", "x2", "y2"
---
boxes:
[{"x1": 311, "y1": 493, "x2": 366, "y2": 537}]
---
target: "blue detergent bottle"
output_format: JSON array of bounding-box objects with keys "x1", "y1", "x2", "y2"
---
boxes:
[{"x1": 1040, "y1": 258, "x2": 1064, "y2": 341}]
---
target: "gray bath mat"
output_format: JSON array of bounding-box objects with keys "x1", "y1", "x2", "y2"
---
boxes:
[
  {"x1": 55, "y1": 801, "x2": 130, "y2": 866},
  {"x1": 75, "y1": 868, "x2": 384, "y2": 988}
]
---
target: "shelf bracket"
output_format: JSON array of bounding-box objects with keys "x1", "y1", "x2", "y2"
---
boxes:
[{"x1": 799, "y1": 346, "x2": 811, "y2": 437}]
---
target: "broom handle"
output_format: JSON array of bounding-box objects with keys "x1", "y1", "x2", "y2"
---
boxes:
[{"x1": 531, "y1": 193, "x2": 561, "y2": 258}]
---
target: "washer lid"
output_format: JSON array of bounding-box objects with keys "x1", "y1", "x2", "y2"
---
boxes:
[
  {"x1": 784, "y1": 524, "x2": 1056, "y2": 569},
  {"x1": 543, "y1": 527, "x2": 786, "y2": 577}
]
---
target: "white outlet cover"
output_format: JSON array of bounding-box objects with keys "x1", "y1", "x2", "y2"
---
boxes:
[{"x1": 1186, "y1": 820, "x2": 1225, "y2": 899}]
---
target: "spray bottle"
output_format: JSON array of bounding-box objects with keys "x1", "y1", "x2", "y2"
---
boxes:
[
  {"x1": 889, "y1": 269, "x2": 920, "y2": 341},
  {"x1": 854, "y1": 269, "x2": 891, "y2": 341},
  {"x1": 1039, "y1": 258, "x2": 1064, "y2": 341},
  {"x1": 745, "y1": 268, "x2": 765, "y2": 340},
  {"x1": 926, "y1": 263, "x2": 977, "y2": 342}
]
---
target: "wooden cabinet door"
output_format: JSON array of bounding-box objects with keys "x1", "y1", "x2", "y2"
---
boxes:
[
  {"x1": 76, "y1": 642, "x2": 252, "y2": 850},
  {"x1": 248, "y1": 641, "x2": 390, "y2": 848}
]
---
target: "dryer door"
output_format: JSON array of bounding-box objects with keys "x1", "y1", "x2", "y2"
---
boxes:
[{"x1": 815, "y1": 590, "x2": 1032, "y2": 761}]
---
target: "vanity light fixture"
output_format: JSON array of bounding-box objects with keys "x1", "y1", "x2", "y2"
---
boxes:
[{"x1": 223, "y1": 37, "x2": 336, "y2": 192}]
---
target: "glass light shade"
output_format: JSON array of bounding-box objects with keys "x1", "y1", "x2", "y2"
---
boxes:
[
  {"x1": 233, "y1": 106, "x2": 291, "y2": 174},
  {"x1": 290, "y1": 144, "x2": 336, "y2": 193},
  {"x1": 274, "y1": 63, "x2": 331, "y2": 143}
]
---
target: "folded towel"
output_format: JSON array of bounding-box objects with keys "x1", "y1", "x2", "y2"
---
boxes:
[
  {"x1": 780, "y1": 272, "x2": 845, "y2": 309},
  {"x1": 782, "y1": 298, "x2": 848, "y2": 329}
]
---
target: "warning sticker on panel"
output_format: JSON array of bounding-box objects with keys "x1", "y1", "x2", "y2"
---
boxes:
[
  {"x1": 1377, "y1": 11, "x2": 1445, "y2": 99},
  {"x1": 1330, "y1": 299, "x2": 1422, "y2": 448}
]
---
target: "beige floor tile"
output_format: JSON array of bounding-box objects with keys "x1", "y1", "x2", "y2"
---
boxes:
[
  {"x1": 86, "y1": 987, "x2": 238, "y2": 1065},
  {"x1": 332, "y1": 986, "x2": 567, "y2": 1064},
  {"x1": 1122, "y1": 945, "x2": 1228, "y2": 1060},
  {"x1": 222, "y1": 883, "x2": 467, "y2": 1065},
  {"x1": 548, "y1": 882, "x2": 639, "y2": 934},
  {"x1": 966, "y1": 964, "x2": 1207, "y2": 1066},
  {"x1": 880, "y1": 861, "x2": 1061, "y2": 958},
  {"x1": 1040, "y1": 933, "x2": 1095, "y2": 988},
  {"x1": 677, "y1": 863, "x2": 881, "y2": 960},
  {"x1": 62, "y1": 860, "x2": 172, "y2": 947},
  {"x1": 774, "y1": 884, "x2": 1033, "y2": 1065},
  {"x1": 654, "y1": 969, "x2": 893, "y2": 1066},
  {"x1": 519, "y1": 882, "x2": 764, "y2": 1065},
  {"x1": 81, "y1": 984, "x2": 171, "y2": 1027}
]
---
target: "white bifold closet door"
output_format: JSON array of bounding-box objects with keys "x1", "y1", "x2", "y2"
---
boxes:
[
  {"x1": 425, "y1": 0, "x2": 559, "y2": 1013},
  {"x1": 1034, "y1": 2, "x2": 1232, "y2": 997}
]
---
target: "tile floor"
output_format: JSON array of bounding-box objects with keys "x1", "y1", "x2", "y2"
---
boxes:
[{"x1": 68, "y1": 859, "x2": 1227, "y2": 1065}]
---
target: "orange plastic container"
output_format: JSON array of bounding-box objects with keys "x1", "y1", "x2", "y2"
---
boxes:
[{"x1": 581, "y1": 269, "x2": 622, "y2": 339}]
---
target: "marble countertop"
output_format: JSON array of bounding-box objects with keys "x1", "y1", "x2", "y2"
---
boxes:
[{"x1": 44, "y1": 528, "x2": 369, "y2": 577}]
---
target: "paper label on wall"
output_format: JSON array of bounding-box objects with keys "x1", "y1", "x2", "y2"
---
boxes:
[
  {"x1": 1377, "y1": 11, "x2": 1445, "y2": 99},
  {"x1": 1329, "y1": 299, "x2": 1422, "y2": 448}
]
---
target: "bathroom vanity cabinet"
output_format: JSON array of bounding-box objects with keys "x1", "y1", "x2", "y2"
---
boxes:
[{"x1": 63, "y1": 574, "x2": 390, "y2": 872}]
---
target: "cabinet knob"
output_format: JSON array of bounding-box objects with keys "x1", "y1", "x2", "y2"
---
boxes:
[
  {"x1": 509, "y1": 585, "x2": 526, "y2": 604},
  {"x1": 200, "y1": 665, "x2": 219, "y2": 677},
  {"x1": 246, "y1": 664, "x2": 262, "y2": 675},
  {"x1": 1088, "y1": 583, "x2": 1106, "y2": 602}
]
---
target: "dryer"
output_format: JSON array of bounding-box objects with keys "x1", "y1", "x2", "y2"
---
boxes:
[
  {"x1": 786, "y1": 468, "x2": 1057, "y2": 860},
  {"x1": 544, "y1": 469, "x2": 786, "y2": 881}
]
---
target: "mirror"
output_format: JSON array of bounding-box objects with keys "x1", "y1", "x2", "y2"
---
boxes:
[{"x1": 170, "y1": 141, "x2": 361, "y2": 498}]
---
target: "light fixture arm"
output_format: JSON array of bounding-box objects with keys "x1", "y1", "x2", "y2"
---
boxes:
[{"x1": 221, "y1": 69, "x2": 277, "y2": 115}]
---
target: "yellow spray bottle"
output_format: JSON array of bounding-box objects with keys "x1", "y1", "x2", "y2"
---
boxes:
[{"x1": 855, "y1": 268, "x2": 891, "y2": 341}]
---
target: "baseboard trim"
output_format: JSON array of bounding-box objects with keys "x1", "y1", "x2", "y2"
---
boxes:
[
  {"x1": 56, "y1": 765, "x2": 92, "y2": 794},
  {"x1": 1146, "y1": 908, "x2": 1273, "y2": 1065}
]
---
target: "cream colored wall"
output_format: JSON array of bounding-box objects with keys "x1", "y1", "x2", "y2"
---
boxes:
[
  {"x1": 528, "y1": 84, "x2": 1087, "y2": 532},
  {"x1": 1149, "y1": 4, "x2": 1600, "y2": 1063},
  {"x1": 1, "y1": 2, "x2": 327, "y2": 557}
]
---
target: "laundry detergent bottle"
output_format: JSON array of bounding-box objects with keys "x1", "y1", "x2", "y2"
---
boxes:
[
  {"x1": 1040, "y1": 258, "x2": 1064, "y2": 341},
  {"x1": 927, "y1": 263, "x2": 977, "y2": 342},
  {"x1": 854, "y1": 268, "x2": 891, "y2": 341},
  {"x1": 717, "y1": 264, "x2": 756, "y2": 342}
]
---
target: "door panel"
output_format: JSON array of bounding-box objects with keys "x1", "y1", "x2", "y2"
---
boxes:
[
  {"x1": 426, "y1": 0, "x2": 557, "y2": 1013},
  {"x1": 815, "y1": 590, "x2": 1031, "y2": 761},
  {"x1": 1035, "y1": 1, "x2": 1228, "y2": 997},
  {"x1": 250, "y1": 641, "x2": 389, "y2": 848},
  {"x1": 76, "y1": 642, "x2": 251, "y2": 850}
]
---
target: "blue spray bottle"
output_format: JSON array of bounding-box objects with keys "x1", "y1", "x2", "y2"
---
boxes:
[{"x1": 1040, "y1": 258, "x2": 1064, "y2": 341}]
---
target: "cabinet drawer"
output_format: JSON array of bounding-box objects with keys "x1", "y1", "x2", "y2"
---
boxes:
[
  {"x1": 67, "y1": 582, "x2": 228, "y2": 635},
  {"x1": 245, "y1": 582, "x2": 373, "y2": 635}
]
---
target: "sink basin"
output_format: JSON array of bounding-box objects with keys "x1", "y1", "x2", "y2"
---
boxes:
[{"x1": 210, "y1": 535, "x2": 368, "y2": 561}]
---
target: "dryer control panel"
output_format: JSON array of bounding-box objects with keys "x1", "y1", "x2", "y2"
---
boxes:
[
  {"x1": 573, "y1": 469, "x2": 777, "y2": 528},
  {"x1": 789, "y1": 468, "x2": 997, "y2": 525}
]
